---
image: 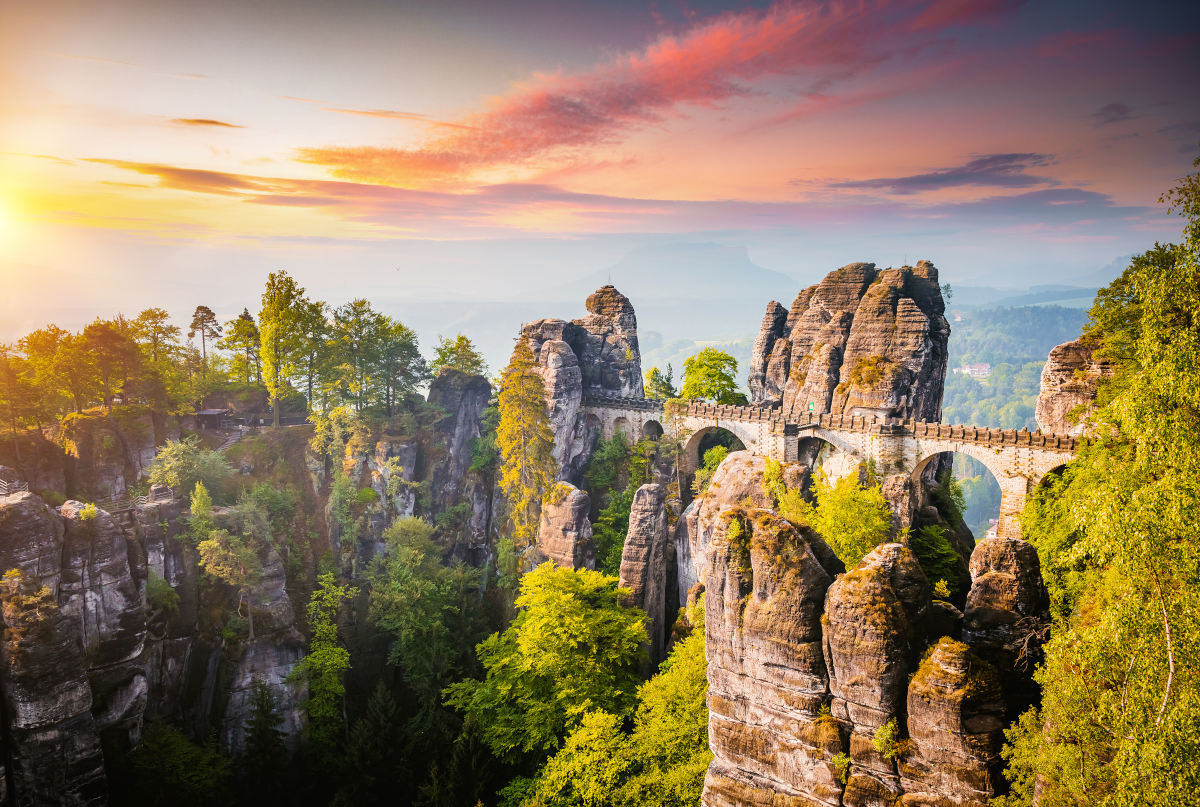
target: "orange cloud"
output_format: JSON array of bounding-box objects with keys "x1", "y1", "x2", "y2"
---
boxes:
[
  {"x1": 298, "y1": 0, "x2": 1021, "y2": 188},
  {"x1": 170, "y1": 118, "x2": 244, "y2": 128}
]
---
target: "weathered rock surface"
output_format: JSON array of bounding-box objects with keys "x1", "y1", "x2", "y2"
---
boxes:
[
  {"x1": 747, "y1": 261, "x2": 949, "y2": 422},
  {"x1": 0, "y1": 492, "x2": 107, "y2": 806},
  {"x1": 618, "y1": 484, "x2": 671, "y2": 668},
  {"x1": 675, "y1": 452, "x2": 774, "y2": 607},
  {"x1": 536, "y1": 483, "x2": 595, "y2": 570},
  {"x1": 703, "y1": 508, "x2": 844, "y2": 807},
  {"x1": 1035, "y1": 336, "x2": 1114, "y2": 436},
  {"x1": 426, "y1": 368, "x2": 492, "y2": 516},
  {"x1": 963, "y1": 537, "x2": 1050, "y2": 717},
  {"x1": 700, "y1": 454, "x2": 1034, "y2": 807},
  {"x1": 901, "y1": 638, "x2": 1006, "y2": 806},
  {"x1": 520, "y1": 285, "x2": 643, "y2": 482}
]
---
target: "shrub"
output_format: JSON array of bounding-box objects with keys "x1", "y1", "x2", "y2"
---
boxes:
[
  {"x1": 691, "y1": 445, "x2": 729, "y2": 495},
  {"x1": 79, "y1": 502, "x2": 100, "y2": 521},
  {"x1": 146, "y1": 570, "x2": 180, "y2": 617},
  {"x1": 910, "y1": 524, "x2": 962, "y2": 595},
  {"x1": 832, "y1": 751, "x2": 851, "y2": 785}
]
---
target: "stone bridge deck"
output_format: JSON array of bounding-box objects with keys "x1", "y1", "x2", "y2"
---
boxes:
[{"x1": 580, "y1": 394, "x2": 1084, "y2": 539}]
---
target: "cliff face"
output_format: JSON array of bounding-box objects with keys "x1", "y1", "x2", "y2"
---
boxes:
[
  {"x1": 520, "y1": 285, "x2": 643, "y2": 483},
  {"x1": 0, "y1": 484, "x2": 308, "y2": 803},
  {"x1": 1035, "y1": 337, "x2": 1114, "y2": 435},
  {"x1": 699, "y1": 459, "x2": 1047, "y2": 807},
  {"x1": 747, "y1": 262, "x2": 950, "y2": 421}
]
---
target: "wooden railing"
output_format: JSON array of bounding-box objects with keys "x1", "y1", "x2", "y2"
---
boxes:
[
  {"x1": 93, "y1": 486, "x2": 175, "y2": 513},
  {"x1": 0, "y1": 479, "x2": 29, "y2": 496}
]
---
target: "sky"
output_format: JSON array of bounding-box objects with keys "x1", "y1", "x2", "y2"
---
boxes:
[{"x1": 0, "y1": 0, "x2": 1198, "y2": 348}]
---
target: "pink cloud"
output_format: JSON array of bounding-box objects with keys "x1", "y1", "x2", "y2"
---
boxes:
[{"x1": 297, "y1": 0, "x2": 1022, "y2": 186}]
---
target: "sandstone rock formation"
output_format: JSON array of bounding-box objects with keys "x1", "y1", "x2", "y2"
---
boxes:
[
  {"x1": 699, "y1": 456, "x2": 1050, "y2": 807},
  {"x1": 747, "y1": 261, "x2": 950, "y2": 422},
  {"x1": 618, "y1": 484, "x2": 671, "y2": 668},
  {"x1": 1035, "y1": 336, "x2": 1114, "y2": 435},
  {"x1": 536, "y1": 482, "x2": 596, "y2": 570},
  {"x1": 520, "y1": 285, "x2": 643, "y2": 482},
  {"x1": 674, "y1": 452, "x2": 774, "y2": 607},
  {"x1": 963, "y1": 537, "x2": 1050, "y2": 717}
]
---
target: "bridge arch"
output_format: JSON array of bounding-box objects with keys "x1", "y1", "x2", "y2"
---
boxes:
[
  {"x1": 641, "y1": 419, "x2": 664, "y2": 440},
  {"x1": 682, "y1": 426, "x2": 747, "y2": 475},
  {"x1": 912, "y1": 450, "x2": 1002, "y2": 541}
]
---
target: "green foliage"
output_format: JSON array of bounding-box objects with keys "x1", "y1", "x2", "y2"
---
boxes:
[
  {"x1": 998, "y1": 156, "x2": 1200, "y2": 805},
  {"x1": 909, "y1": 525, "x2": 961, "y2": 595},
  {"x1": 497, "y1": 340, "x2": 558, "y2": 549},
  {"x1": 510, "y1": 599, "x2": 710, "y2": 807},
  {"x1": 369, "y1": 517, "x2": 487, "y2": 734},
  {"x1": 444, "y1": 563, "x2": 647, "y2": 764},
  {"x1": 680, "y1": 347, "x2": 745, "y2": 404},
  {"x1": 241, "y1": 678, "x2": 287, "y2": 804},
  {"x1": 292, "y1": 572, "x2": 358, "y2": 751},
  {"x1": 785, "y1": 471, "x2": 892, "y2": 568},
  {"x1": 187, "y1": 481, "x2": 215, "y2": 544},
  {"x1": 469, "y1": 403, "x2": 501, "y2": 477},
  {"x1": 334, "y1": 683, "x2": 409, "y2": 807},
  {"x1": 583, "y1": 431, "x2": 630, "y2": 494},
  {"x1": 872, "y1": 717, "x2": 903, "y2": 761},
  {"x1": 691, "y1": 444, "x2": 729, "y2": 495},
  {"x1": 122, "y1": 721, "x2": 231, "y2": 807},
  {"x1": 198, "y1": 527, "x2": 263, "y2": 636},
  {"x1": 79, "y1": 502, "x2": 99, "y2": 521},
  {"x1": 932, "y1": 579, "x2": 951, "y2": 600},
  {"x1": 146, "y1": 570, "x2": 180, "y2": 617},
  {"x1": 148, "y1": 436, "x2": 233, "y2": 501},
  {"x1": 241, "y1": 481, "x2": 297, "y2": 536},
  {"x1": 431, "y1": 333, "x2": 488, "y2": 376},
  {"x1": 593, "y1": 486, "x2": 634, "y2": 576},
  {"x1": 832, "y1": 751, "x2": 850, "y2": 785},
  {"x1": 941, "y1": 361, "x2": 1046, "y2": 430},
  {"x1": 644, "y1": 364, "x2": 678, "y2": 400}
]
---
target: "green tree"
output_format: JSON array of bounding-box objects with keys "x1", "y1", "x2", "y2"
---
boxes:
[
  {"x1": 511, "y1": 598, "x2": 711, "y2": 807},
  {"x1": 218, "y1": 308, "x2": 262, "y2": 385},
  {"x1": 374, "y1": 317, "x2": 425, "y2": 417},
  {"x1": 780, "y1": 470, "x2": 892, "y2": 568},
  {"x1": 242, "y1": 677, "x2": 287, "y2": 806},
  {"x1": 292, "y1": 572, "x2": 358, "y2": 751},
  {"x1": 259, "y1": 271, "x2": 308, "y2": 428},
  {"x1": 189, "y1": 305, "x2": 222, "y2": 364},
  {"x1": 294, "y1": 299, "x2": 329, "y2": 408},
  {"x1": 122, "y1": 721, "x2": 231, "y2": 807},
  {"x1": 644, "y1": 364, "x2": 678, "y2": 400},
  {"x1": 998, "y1": 154, "x2": 1200, "y2": 805},
  {"x1": 496, "y1": 340, "x2": 558, "y2": 549},
  {"x1": 445, "y1": 563, "x2": 647, "y2": 763},
  {"x1": 328, "y1": 298, "x2": 384, "y2": 411},
  {"x1": 148, "y1": 436, "x2": 232, "y2": 500},
  {"x1": 369, "y1": 517, "x2": 487, "y2": 736},
  {"x1": 82, "y1": 317, "x2": 140, "y2": 410},
  {"x1": 198, "y1": 528, "x2": 263, "y2": 637},
  {"x1": 19, "y1": 325, "x2": 72, "y2": 420},
  {"x1": 691, "y1": 444, "x2": 729, "y2": 495},
  {"x1": 333, "y1": 683, "x2": 409, "y2": 807},
  {"x1": 681, "y1": 347, "x2": 745, "y2": 405},
  {"x1": 431, "y1": 333, "x2": 488, "y2": 377},
  {"x1": 132, "y1": 308, "x2": 181, "y2": 364}
]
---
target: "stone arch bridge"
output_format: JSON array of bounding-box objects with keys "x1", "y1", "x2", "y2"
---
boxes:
[{"x1": 580, "y1": 394, "x2": 1083, "y2": 539}]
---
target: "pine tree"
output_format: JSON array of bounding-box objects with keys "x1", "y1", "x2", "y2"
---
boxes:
[
  {"x1": 242, "y1": 677, "x2": 286, "y2": 806},
  {"x1": 218, "y1": 309, "x2": 262, "y2": 384},
  {"x1": 189, "y1": 305, "x2": 222, "y2": 364},
  {"x1": 496, "y1": 339, "x2": 557, "y2": 550},
  {"x1": 334, "y1": 683, "x2": 409, "y2": 806}
]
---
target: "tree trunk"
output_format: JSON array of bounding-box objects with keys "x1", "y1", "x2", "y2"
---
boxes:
[
  {"x1": 272, "y1": 394, "x2": 280, "y2": 429},
  {"x1": 246, "y1": 590, "x2": 255, "y2": 640}
]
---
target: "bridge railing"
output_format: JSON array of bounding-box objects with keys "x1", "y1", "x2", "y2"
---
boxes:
[
  {"x1": 92, "y1": 486, "x2": 176, "y2": 514},
  {"x1": 0, "y1": 479, "x2": 29, "y2": 496}
]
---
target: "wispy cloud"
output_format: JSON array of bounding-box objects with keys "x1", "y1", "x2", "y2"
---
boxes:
[
  {"x1": 297, "y1": 0, "x2": 1022, "y2": 187},
  {"x1": 170, "y1": 118, "x2": 243, "y2": 128},
  {"x1": 281, "y1": 96, "x2": 473, "y2": 130},
  {"x1": 1089, "y1": 102, "x2": 1134, "y2": 127},
  {"x1": 829, "y1": 153, "x2": 1057, "y2": 195},
  {"x1": 45, "y1": 51, "x2": 205, "y2": 80}
]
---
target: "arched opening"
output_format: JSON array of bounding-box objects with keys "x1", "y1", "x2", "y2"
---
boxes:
[
  {"x1": 641, "y1": 419, "x2": 664, "y2": 440},
  {"x1": 792, "y1": 435, "x2": 843, "y2": 499},
  {"x1": 685, "y1": 426, "x2": 746, "y2": 473},
  {"x1": 1035, "y1": 463, "x2": 1069, "y2": 492},
  {"x1": 611, "y1": 416, "x2": 631, "y2": 440},
  {"x1": 912, "y1": 452, "x2": 1002, "y2": 543}
]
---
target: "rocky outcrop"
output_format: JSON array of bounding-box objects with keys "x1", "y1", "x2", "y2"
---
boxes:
[
  {"x1": 57, "y1": 407, "x2": 179, "y2": 500},
  {"x1": 700, "y1": 456, "x2": 1045, "y2": 807},
  {"x1": 536, "y1": 483, "x2": 595, "y2": 570},
  {"x1": 901, "y1": 638, "x2": 1006, "y2": 805},
  {"x1": 1035, "y1": 337, "x2": 1114, "y2": 436},
  {"x1": 0, "y1": 492, "x2": 107, "y2": 805},
  {"x1": 963, "y1": 537, "x2": 1050, "y2": 717},
  {"x1": 747, "y1": 261, "x2": 949, "y2": 422},
  {"x1": 520, "y1": 285, "x2": 643, "y2": 482},
  {"x1": 675, "y1": 452, "x2": 774, "y2": 607},
  {"x1": 618, "y1": 484, "x2": 671, "y2": 668},
  {"x1": 426, "y1": 369, "x2": 492, "y2": 515}
]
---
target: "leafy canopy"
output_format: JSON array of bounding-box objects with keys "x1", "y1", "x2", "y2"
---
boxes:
[
  {"x1": 680, "y1": 347, "x2": 745, "y2": 405},
  {"x1": 444, "y1": 563, "x2": 647, "y2": 763}
]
